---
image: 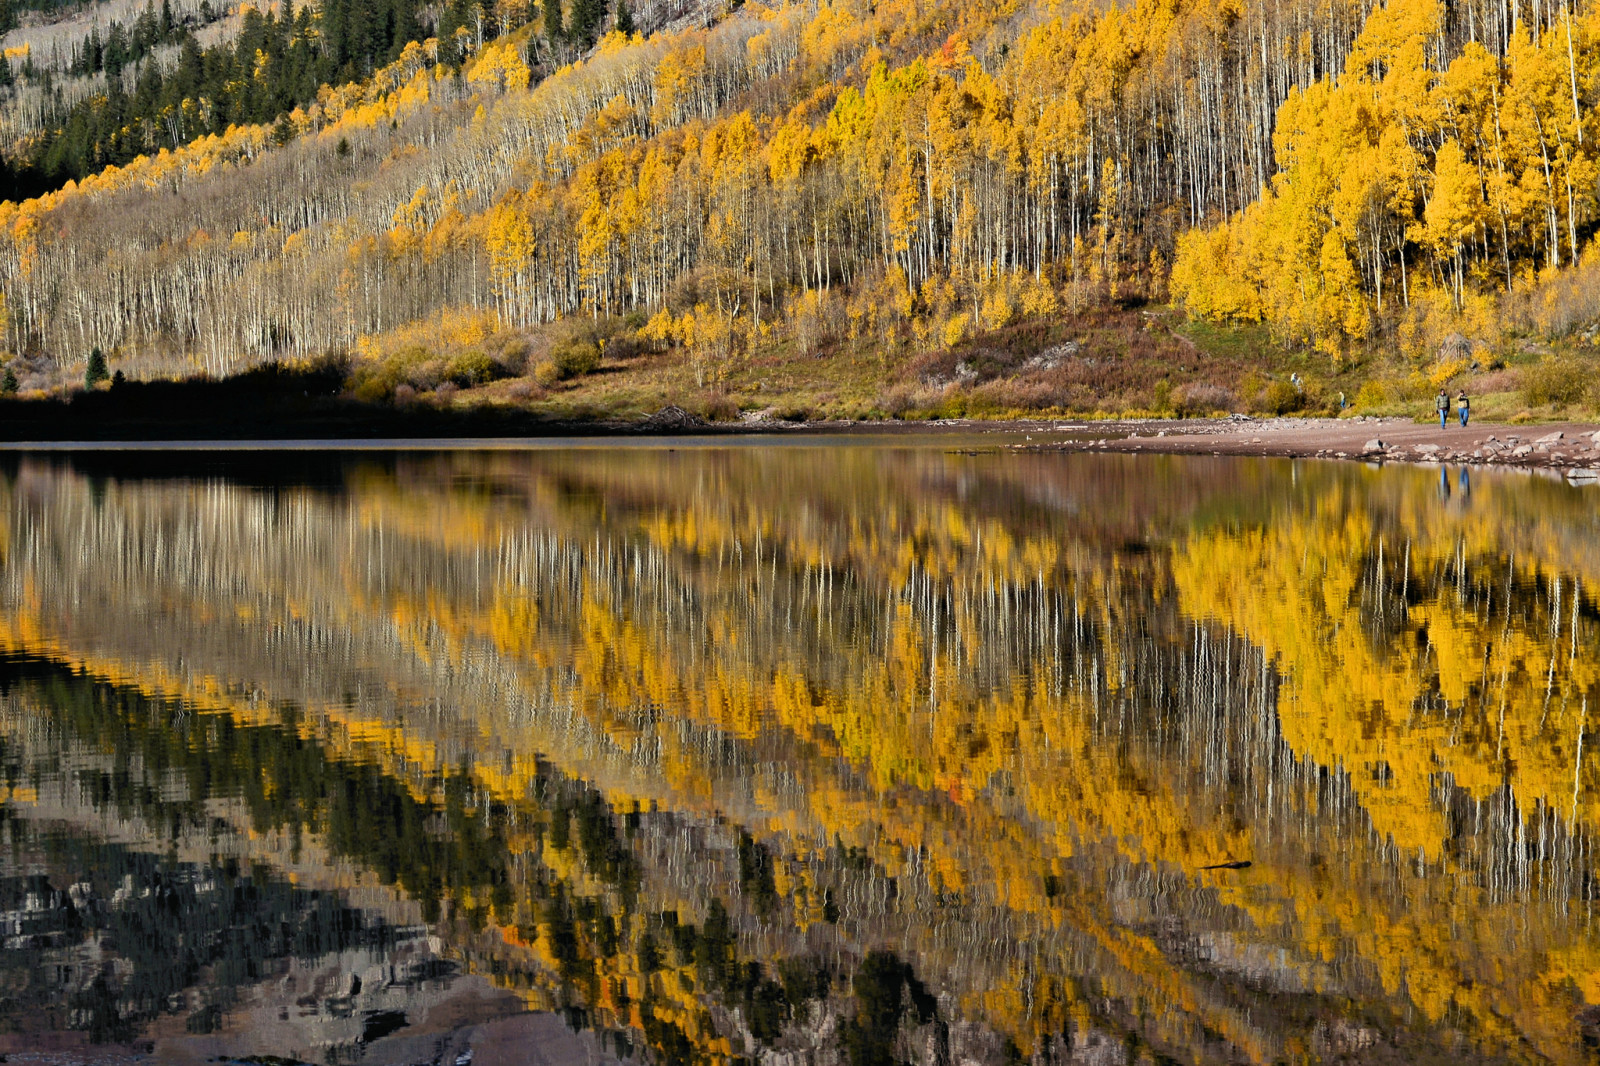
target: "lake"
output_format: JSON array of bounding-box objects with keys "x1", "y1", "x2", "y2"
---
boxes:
[{"x1": 0, "y1": 440, "x2": 1596, "y2": 1065}]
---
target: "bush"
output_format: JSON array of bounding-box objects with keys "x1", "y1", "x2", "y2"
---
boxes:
[
  {"x1": 1354, "y1": 380, "x2": 1389, "y2": 409},
  {"x1": 444, "y1": 349, "x2": 496, "y2": 387},
  {"x1": 1176, "y1": 383, "x2": 1233, "y2": 416},
  {"x1": 1472, "y1": 367, "x2": 1521, "y2": 394},
  {"x1": 495, "y1": 336, "x2": 533, "y2": 374},
  {"x1": 695, "y1": 392, "x2": 740, "y2": 422},
  {"x1": 533, "y1": 361, "x2": 563, "y2": 386},
  {"x1": 551, "y1": 341, "x2": 601, "y2": 379},
  {"x1": 1261, "y1": 379, "x2": 1303, "y2": 415},
  {"x1": 1521, "y1": 357, "x2": 1592, "y2": 408},
  {"x1": 348, "y1": 345, "x2": 435, "y2": 403}
]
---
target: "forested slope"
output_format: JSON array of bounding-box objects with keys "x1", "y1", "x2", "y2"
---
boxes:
[{"x1": 0, "y1": 0, "x2": 1594, "y2": 418}]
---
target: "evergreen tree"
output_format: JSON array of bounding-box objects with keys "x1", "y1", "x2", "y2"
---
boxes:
[
  {"x1": 85, "y1": 26, "x2": 104, "y2": 74},
  {"x1": 134, "y1": 7, "x2": 160, "y2": 53},
  {"x1": 1, "y1": 367, "x2": 16, "y2": 395},
  {"x1": 85, "y1": 348, "x2": 108, "y2": 388},
  {"x1": 15, "y1": 0, "x2": 510, "y2": 191},
  {"x1": 104, "y1": 22, "x2": 129, "y2": 78},
  {"x1": 543, "y1": 0, "x2": 563, "y2": 40},
  {"x1": 614, "y1": 0, "x2": 634, "y2": 35},
  {"x1": 0, "y1": 54, "x2": 12, "y2": 90},
  {"x1": 569, "y1": 0, "x2": 601, "y2": 44},
  {"x1": 171, "y1": 34, "x2": 203, "y2": 99}
]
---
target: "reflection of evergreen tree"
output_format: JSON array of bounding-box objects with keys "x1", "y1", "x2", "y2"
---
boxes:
[
  {"x1": 0, "y1": 651, "x2": 861, "y2": 1061},
  {"x1": 0, "y1": 842, "x2": 397, "y2": 1042},
  {"x1": 843, "y1": 952, "x2": 938, "y2": 1066}
]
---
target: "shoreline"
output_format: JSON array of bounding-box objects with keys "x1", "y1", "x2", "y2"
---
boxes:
[
  {"x1": 1010, "y1": 415, "x2": 1600, "y2": 477},
  {"x1": 2, "y1": 393, "x2": 1596, "y2": 478}
]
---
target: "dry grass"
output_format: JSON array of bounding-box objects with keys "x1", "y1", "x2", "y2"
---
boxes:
[
  {"x1": 421, "y1": 304, "x2": 1321, "y2": 422},
  {"x1": 30, "y1": 295, "x2": 1595, "y2": 426}
]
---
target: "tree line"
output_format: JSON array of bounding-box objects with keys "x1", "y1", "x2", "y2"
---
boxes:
[{"x1": 0, "y1": 0, "x2": 640, "y2": 199}]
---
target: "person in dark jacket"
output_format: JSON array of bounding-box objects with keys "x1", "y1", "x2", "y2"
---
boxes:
[
  {"x1": 1436, "y1": 390, "x2": 1450, "y2": 428},
  {"x1": 1457, "y1": 391, "x2": 1470, "y2": 427}
]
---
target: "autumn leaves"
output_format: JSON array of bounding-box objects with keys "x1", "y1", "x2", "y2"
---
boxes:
[{"x1": 1173, "y1": 0, "x2": 1597, "y2": 353}]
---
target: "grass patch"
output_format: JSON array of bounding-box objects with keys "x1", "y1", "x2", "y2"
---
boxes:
[{"x1": 331, "y1": 303, "x2": 1600, "y2": 425}]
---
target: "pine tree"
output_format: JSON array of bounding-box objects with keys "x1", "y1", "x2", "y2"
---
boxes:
[
  {"x1": 1, "y1": 367, "x2": 16, "y2": 395},
  {"x1": 85, "y1": 348, "x2": 108, "y2": 388},
  {"x1": 569, "y1": 0, "x2": 601, "y2": 44},
  {"x1": 85, "y1": 26, "x2": 104, "y2": 74},
  {"x1": 105, "y1": 22, "x2": 130, "y2": 78},
  {"x1": 543, "y1": 0, "x2": 563, "y2": 40},
  {"x1": 614, "y1": 0, "x2": 634, "y2": 35}
]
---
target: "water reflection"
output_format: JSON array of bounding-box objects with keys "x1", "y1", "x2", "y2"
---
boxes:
[{"x1": 0, "y1": 447, "x2": 1597, "y2": 1064}]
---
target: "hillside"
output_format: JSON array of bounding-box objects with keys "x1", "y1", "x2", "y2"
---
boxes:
[{"x1": 0, "y1": 0, "x2": 1595, "y2": 423}]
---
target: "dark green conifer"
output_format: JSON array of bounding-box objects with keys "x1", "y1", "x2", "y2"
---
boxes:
[{"x1": 85, "y1": 348, "x2": 108, "y2": 388}]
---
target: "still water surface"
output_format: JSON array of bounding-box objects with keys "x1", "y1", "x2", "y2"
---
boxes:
[{"x1": 0, "y1": 443, "x2": 1597, "y2": 1065}]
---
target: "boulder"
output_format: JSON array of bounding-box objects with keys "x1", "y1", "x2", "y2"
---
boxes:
[
  {"x1": 1536, "y1": 431, "x2": 1565, "y2": 444},
  {"x1": 1362, "y1": 439, "x2": 1385, "y2": 453},
  {"x1": 1438, "y1": 332, "x2": 1484, "y2": 361}
]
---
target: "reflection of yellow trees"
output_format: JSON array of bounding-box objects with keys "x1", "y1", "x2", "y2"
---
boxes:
[
  {"x1": 1175, "y1": 487, "x2": 1600, "y2": 855},
  {"x1": 1173, "y1": 474, "x2": 1600, "y2": 1058},
  {"x1": 11, "y1": 456, "x2": 1600, "y2": 1061},
  {"x1": 308, "y1": 476, "x2": 1363, "y2": 1059}
]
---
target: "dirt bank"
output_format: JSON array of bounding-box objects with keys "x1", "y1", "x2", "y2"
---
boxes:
[{"x1": 1018, "y1": 416, "x2": 1600, "y2": 477}]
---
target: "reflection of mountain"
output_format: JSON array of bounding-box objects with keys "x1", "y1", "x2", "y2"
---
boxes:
[{"x1": 0, "y1": 450, "x2": 1595, "y2": 1063}]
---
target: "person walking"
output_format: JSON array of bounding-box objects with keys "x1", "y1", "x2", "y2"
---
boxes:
[
  {"x1": 1436, "y1": 389, "x2": 1450, "y2": 428},
  {"x1": 1457, "y1": 390, "x2": 1470, "y2": 427}
]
